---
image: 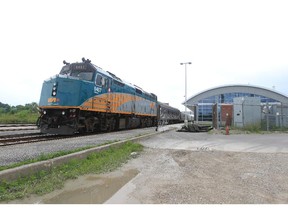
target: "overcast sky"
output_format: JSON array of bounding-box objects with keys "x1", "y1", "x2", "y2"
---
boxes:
[{"x1": 1, "y1": 0, "x2": 288, "y2": 110}]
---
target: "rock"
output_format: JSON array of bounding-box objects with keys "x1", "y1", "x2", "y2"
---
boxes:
[{"x1": 130, "y1": 152, "x2": 139, "y2": 158}]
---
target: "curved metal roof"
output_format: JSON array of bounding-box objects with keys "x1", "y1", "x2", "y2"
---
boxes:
[{"x1": 185, "y1": 84, "x2": 288, "y2": 105}]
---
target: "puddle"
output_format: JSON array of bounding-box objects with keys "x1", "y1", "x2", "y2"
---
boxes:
[
  {"x1": 4, "y1": 169, "x2": 139, "y2": 204},
  {"x1": 43, "y1": 169, "x2": 139, "y2": 204}
]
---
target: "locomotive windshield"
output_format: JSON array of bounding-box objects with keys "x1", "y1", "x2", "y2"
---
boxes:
[
  {"x1": 60, "y1": 65, "x2": 70, "y2": 75},
  {"x1": 59, "y1": 63, "x2": 95, "y2": 81},
  {"x1": 70, "y1": 71, "x2": 94, "y2": 81}
]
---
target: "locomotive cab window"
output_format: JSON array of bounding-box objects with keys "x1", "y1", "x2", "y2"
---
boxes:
[{"x1": 96, "y1": 74, "x2": 108, "y2": 88}]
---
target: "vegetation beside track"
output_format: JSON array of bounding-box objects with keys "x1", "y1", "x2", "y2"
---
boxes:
[
  {"x1": 0, "y1": 141, "x2": 143, "y2": 202},
  {"x1": 0, "y1": 102, "x2": 39, "y2": 124}
]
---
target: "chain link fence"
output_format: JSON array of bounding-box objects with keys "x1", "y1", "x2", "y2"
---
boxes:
[
  {"x1": 260, "y1": 103, "x2": 288, "y2": 131},
  {"x1": 229, "y1": 102, "x2": 288, "y2": 131}
]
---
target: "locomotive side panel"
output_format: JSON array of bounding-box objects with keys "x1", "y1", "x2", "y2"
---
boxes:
[{"x1": 80, "y1": 93, "x2": 156, "y2": 116}]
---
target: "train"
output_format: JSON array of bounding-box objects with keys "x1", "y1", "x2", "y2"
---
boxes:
[{"x1": 37, "y1": 58, "x2": 191, "y2": 135}]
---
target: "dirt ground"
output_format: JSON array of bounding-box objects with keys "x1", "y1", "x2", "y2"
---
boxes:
[{"x1": 5, "y1": 130, "x2": 288, "y2": 204}]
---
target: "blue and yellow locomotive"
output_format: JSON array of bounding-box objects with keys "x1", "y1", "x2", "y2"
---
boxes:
[{"x1": 37, "y1": 58, "x2": 158, "y2": 134}]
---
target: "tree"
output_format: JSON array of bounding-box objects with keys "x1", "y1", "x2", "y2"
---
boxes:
[
  {"x1": 0, "y1": 102, "x2": 11, "y2": 113},
  {"x1": 0, "y1": 102, "x2": 39, "y2": 114}
]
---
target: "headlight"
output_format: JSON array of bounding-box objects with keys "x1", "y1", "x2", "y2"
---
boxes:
[
  {"x1": 51, "y1": 82, "x2": 58, "y2": 96},
  {"x1": 43, "y1": 111, "x2": 47, "y2": 115},
  {"x1": 62, "y1": 111, "x2": 65, "y2": 115}
]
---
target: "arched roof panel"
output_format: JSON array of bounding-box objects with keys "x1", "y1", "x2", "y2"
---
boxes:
[{"x1": 186, "y1": 84, "x2": 288, "y2": 105}]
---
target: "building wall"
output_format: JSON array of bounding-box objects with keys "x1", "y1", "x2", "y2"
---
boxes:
[{"x1": 233, "y1": 97, "x2": 261, "y2": 128}]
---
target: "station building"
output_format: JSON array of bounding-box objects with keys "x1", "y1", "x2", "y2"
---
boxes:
[{"x1": 184, "y1": 84, "x2": 288, "y2": 129}]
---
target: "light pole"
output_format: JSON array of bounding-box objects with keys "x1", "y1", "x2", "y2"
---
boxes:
[{"x1": 180, "y1": 62, "x2": 192, "y2": 126}]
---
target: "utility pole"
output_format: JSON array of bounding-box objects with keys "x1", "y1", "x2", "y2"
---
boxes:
[{"x1": 180, "y1": 62, "x2": 192, "y2": 126}]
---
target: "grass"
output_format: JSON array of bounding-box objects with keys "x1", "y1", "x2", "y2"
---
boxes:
[
  {"x1": 242, "y1": 124, "x2": 262, "y2": 133},
  {"x1": 0, "y1": 111, "x2": 39, "y2": 124},
  {"x1": 0, "y1": 141, "x2": 143, "y2": 202}
]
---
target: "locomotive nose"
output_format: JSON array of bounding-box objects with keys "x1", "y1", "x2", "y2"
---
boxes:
[{"x1": 39, "y1": 76, "x2": 82, "y2": 106}]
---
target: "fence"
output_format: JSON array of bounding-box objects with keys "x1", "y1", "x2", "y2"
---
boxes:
[
  {"x1": 260, "y1": 103, "x2": 288, "y2": 131},
  {"x1": 231, "y1": 102, "x2": 288, "y2": 131}
]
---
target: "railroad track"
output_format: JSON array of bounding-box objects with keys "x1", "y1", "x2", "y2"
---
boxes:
[
  {"x1": 0, "y1": 133, "x2": 69, "y2": 146},
  {"x1": 0, "y1": 124, "x2": 38, "y2": 132},
  {"x1": 0, "y1": 124, "x2": 36, "y2": 127},
  {"x1": 0, "y1": 128, "x2": 102, "y2": 147},
  {"x1": 0, "y1": 123, "x2": 166, "y2": 147}
]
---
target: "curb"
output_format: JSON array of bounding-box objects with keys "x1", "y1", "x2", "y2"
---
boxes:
[{"x1": 0, "y1": 126, "x2": 177, "y2": 181}]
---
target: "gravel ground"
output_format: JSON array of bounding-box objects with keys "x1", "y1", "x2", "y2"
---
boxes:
[{"x1": 0, "y1": 126, "x2": 165, "y2": 166}]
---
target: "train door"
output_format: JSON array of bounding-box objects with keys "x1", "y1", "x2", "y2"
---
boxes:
[{"x1": 93, "y1": 73, "x2": 109, "y2": 112}]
